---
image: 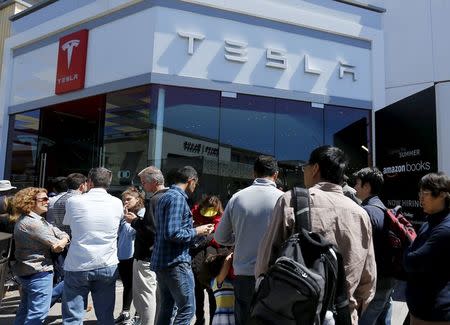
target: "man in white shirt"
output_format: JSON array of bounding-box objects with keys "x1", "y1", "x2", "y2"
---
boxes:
[{"x1": 62, "y1": 167, "x2": 123, "y2": 324}]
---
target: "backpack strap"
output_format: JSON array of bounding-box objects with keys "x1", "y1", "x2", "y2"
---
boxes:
[{"x1": 291, "y1": 187, "x2": 311, "y2": 233}]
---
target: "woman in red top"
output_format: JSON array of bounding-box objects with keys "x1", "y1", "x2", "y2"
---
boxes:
[{"x1": 191, "y1": 195, "x2": 224, "y2": 325}]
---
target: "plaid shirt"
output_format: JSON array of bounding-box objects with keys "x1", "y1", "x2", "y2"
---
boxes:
[
  {"x1": 150, "y1": 186, "x2": 197, "y2": 271},
  {"x1": 46, "y1": 189, "x2": 80, "y2": 237}
]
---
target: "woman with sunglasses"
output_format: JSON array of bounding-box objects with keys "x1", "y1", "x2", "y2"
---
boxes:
[
  {"x1": 405, "y1": 172, "x2": 450, "y2": 325},
  {"x1": 13, "y1": 187, "x2": 70, "y2": 324}
]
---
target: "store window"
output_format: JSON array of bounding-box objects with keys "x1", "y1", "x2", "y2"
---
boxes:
[
  {"x1": 150, "y1": 86, "x2": 221, "y2": 200},
  {"x1": 103, "y1": 86, "x2": 153, "y2": 194},
  {"x1": 324, "y1": 105, "x2": 371, "y2": 178},
  {"x1": 219, "y1": 94, "x2": 275, "y2": 197},
  {"x1": 5, "y1": 110, "x2": 41, "y2": 188},
  {"x1": 275, "y1": 99, "x2": 324, "y2": 189}
]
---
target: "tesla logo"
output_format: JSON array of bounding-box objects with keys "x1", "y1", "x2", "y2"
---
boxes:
[
  {"x1": 61, "y1": 39, "x2": 80, "y2": 69},
  {"x1": 55, "y1": 30, "x2": 89, "y2": 95}
]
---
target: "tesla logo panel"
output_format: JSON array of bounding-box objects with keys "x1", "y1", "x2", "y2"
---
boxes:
[{"x1": 55, "y1": 30, "x2": 89, "y2": 95}]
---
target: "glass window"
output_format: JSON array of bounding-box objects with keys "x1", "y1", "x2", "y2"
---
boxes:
[
  {"x1": 152, "y1": 85, "x2": 221, "y2": 200},
  {"x1": 275, "y1": 99, "x2": 324, "y2": 189},
  {"x1": 5, "y1": 110, "x2": 41, "y2": 188},
  {"x1": 103, "y1": 86, "x2": 153, "y2": 194},
  {"x1": 219, "y1": 94, "x2": 275, "y2": 198},
  {"x1": 324, "y1": 105, "x2": 371, "y2": 177}
]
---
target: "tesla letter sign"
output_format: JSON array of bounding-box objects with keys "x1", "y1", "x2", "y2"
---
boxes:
[{"x1": 55, "y1": 29, "x2": 89, "y2": 94}]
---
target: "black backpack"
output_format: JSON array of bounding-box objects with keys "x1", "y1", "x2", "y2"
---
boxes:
[{"x1": 249, "y1": 187, "x2": 351, "y2": 325}]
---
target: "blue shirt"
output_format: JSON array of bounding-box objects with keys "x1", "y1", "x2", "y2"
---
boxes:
[
  {"x1": 150, "y1": 186, "x2": 197, "y2": 271},
  {"x1": 117, "y1": 208, "x2": 144, "y2": 260}
]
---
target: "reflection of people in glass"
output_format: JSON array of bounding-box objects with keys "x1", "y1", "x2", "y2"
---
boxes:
[{"x1": 405, "y1": 172, "x2": 450, "y2": 325}]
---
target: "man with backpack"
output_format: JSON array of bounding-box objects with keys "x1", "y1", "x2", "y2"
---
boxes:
[
  {"x1": 353, "y1": 167, "x2": 397, "y2": 325},
  {"x1": 255, "y1": 146, "x2": 376, "y2": 324}
]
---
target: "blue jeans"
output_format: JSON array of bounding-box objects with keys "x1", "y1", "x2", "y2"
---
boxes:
[
  {"x1": 51, "y1": 280, "x2": 65, "y2": 306},
  {"x1": 359, "y1": 276, "x2": 397, "y2": 325},
  {"x1": 234, "y1": 275, "x2": 256, "y2": 325},
  {"x1": 15, "y1": 271, "x2": 54, "y2": 325},
  {"x1": 155, "y1": 262, "x2": 195, "y2": 325},
  {"x1": 62, "y1": 265, "x2": 118, "y2": 325}
]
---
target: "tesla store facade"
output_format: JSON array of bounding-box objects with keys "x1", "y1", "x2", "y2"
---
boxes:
[{"x1": 0, "y1": 0, "x2": 385, "y2": 200}]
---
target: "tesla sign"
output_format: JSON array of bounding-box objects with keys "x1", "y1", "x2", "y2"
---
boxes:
[{"x1": 55, "y1": 29, "x2": 89, "y2": 95}]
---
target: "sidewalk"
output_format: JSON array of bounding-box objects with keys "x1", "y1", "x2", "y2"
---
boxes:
[{"x1": 0, "y1": 281, "x2": 407, "y2": 324}]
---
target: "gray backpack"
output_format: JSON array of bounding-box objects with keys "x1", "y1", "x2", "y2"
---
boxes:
[{"x1": 249, "y1": 187, "x2": 351, "y2": 325}]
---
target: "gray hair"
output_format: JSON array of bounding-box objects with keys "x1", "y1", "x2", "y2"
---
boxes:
[
  {"x1": 88, "y1": 167, "x2": 112, "y2": 188},
  {"x1": 138, "y1": 166, "x2": 164, "y2": 185}
]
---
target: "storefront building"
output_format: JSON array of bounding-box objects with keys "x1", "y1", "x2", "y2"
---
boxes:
[{"x1": 0, "y1": 0, "x2": 385, "y2": 200}]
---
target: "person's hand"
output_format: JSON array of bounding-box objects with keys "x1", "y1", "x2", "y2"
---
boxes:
[
  {"x1": 195, "y1": 223, "x2": 214, "y2": 236},
  {"x1": 124, "y1": 212, "x2": 137, "y2": 223},
  {"x1": 51, "y1": 238, "x2": 68, "y2": 253}
]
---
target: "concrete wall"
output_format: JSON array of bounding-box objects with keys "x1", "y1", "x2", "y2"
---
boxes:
[{"x1": 379, "y1": 0, "x2": 450, "y2": 172}]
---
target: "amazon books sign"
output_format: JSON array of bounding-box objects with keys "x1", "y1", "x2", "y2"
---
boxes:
[{"x1": 375, "y1": 86, "x2": 438, "y2": 224}]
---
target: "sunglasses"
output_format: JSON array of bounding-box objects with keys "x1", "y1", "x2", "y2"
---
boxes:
[{"x1": 36, "y1": 197, "x2": 49, "y2": 202}]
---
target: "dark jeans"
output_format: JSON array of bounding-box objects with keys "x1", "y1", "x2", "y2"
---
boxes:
[
  {"x1": 194, "y1": 273, "x2": 216, "y2": 325},
  {"x1": 156, "y1": 262, "x2": 195, "y2": 325},
  {"x1": 234, "y1": 275, "x2": 255, "y2": 325},
  {"x1": 118, "y1": 258, "x2": 134, "y2": 312},
  {"x1": 359, "y1": 276, "x2": 397, "y2": 325}
]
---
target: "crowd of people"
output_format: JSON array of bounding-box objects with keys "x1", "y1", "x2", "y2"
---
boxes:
[{"x1": 0, "y1": 145, "x2": 448, "y2": 325}]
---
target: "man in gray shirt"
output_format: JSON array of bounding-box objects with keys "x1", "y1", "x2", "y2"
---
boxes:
[{"x1": 214, "y1": 155, "x2": 284, "y2": 325}]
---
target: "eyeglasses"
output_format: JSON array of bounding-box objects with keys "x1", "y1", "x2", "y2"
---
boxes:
[
  {"x1": 36, "y1": 197, "x2": 49, "y2": 202},
  {"x1": 418, "y1": 190, "x2": 432, "y2": 198}
]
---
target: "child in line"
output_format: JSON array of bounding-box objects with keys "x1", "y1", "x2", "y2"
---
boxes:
[{"x1": 199, "y1": 252, "x2": 235, "y2": 325}]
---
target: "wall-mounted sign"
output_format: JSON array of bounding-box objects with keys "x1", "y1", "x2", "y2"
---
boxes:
[
  {"x1": 55, "y1": 29, "x2": 89, "y2": 95},
  {"x1": 177, "y1": 32, "x2": 358, "y2": 81},
  {"x1": 152, "y1": 8, "x2": 372, "y2": 101},
  {"x1": 376, "y1": 87, "x2": 437, "y2": 224}
]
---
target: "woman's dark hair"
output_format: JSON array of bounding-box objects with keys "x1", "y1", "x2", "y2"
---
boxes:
[
  {"x1": 419, "y1": 172, "x2": 450, "y2": 208},
  {"x1": 198, "y1": 252, "x2": 229, "y2": 288},
  {"x1": 199, "y1": 195, "x2": 224, "y2": 215}
]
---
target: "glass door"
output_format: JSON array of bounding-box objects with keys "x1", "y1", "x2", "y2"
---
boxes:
[{"x1": 35, "y1": 95, "x2": 105, "y2": 189}]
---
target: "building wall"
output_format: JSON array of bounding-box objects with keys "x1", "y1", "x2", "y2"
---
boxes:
[
  {"x1": 378, "y1": 0, "x2": 450, "y2": 173},
  {"x1": 0, "y1": 0, "x2": 385, "y2": 178},
  {"x1": 0, "y1": 1, "x2": 29, "y2": 77}
]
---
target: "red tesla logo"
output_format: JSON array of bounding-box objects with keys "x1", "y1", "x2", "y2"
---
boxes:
[{"x1": 55, "y1": 29, "x2": 89, "y2": 94}]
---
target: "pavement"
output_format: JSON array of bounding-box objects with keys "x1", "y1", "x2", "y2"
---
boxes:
[{"x1": 0, "y1": 280, "x2": 408, "y2": 324}]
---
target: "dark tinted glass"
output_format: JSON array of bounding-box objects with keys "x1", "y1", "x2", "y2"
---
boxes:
[
  {"x1": 324, "y1": 105, "x2": 371, "y2": 177},
  {"x1": 6, "y1": 110, "x2": 41, "y2": 188},
  {"x1": 275, "y1": 99, "x2": 324, "y2": 189}
]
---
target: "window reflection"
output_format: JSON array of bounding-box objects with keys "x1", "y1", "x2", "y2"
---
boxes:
[
  {"x1": 275, "y1": 99, "x2": 324, "y2": 189},
  {"x1": 152, "y1": 86, "x2": 221, "y2": 199},
  {"x1": 219, "y1": 95, "x2": 275, "y2": 197},
  {"x1": 324, "y1": 105, "x2": 371, "y2": 177},
  {"x1": 6, "y1": 110, "x2": 41, "y2": 188},
  {"x1": 104, "y1": 86, "x2": 153, "y2": 193}
]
